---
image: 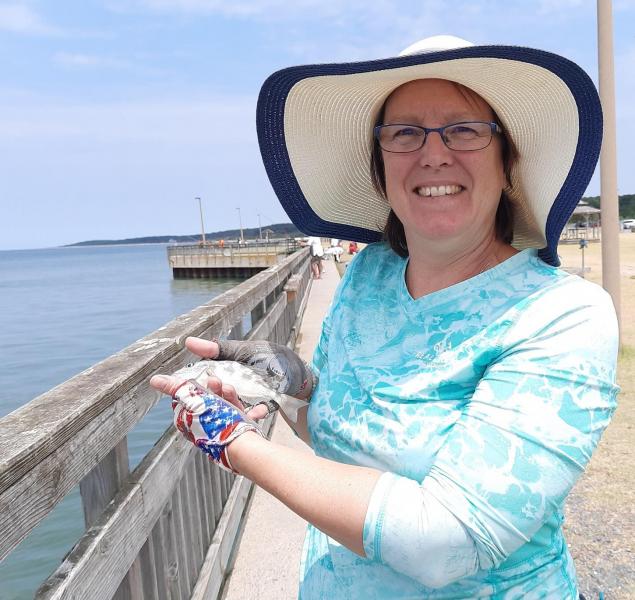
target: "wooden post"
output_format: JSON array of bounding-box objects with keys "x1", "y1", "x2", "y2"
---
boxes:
[
  {"x1": 597, "y1": 0, "x2": 622, "y2": 332},
  {"x1": 79, "y1": 440, "x2": 144, "y2": 600},
  {"x1": 79, "y1": 441, "x2": 129, "y2": 528},
  {"x1": 161, "y1": 498, "x2": 184, "y2": 600},
  {"x1": 250, "y1": 300, "x2": 265, "y2": 329}
]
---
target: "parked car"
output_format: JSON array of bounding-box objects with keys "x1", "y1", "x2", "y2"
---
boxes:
[{"x1": 622, "y1": 219, "x2": 635, "y2": 231}]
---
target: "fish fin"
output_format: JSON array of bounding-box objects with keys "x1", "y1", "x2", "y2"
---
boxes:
[{"x1": 276, "y1": 394, "x2": 309, "y2": 423}]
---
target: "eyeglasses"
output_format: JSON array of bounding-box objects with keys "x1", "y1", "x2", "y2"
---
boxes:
[{"x1": 374, "y1": 121, "x2": 502, "y2": 153}]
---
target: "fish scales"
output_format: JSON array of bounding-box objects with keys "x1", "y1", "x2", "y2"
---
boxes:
[{"x1": 172, "y1": 360, "x2": 308, "y2": 422}]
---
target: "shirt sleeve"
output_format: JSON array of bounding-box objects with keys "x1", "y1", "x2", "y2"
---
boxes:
[{"x1": 362, "y1": 286, "x2": 619, "y2": 589}]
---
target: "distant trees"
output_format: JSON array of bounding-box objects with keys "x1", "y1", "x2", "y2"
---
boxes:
[
  {"x1": 65, "y1": 196, "x2": 635, "y2": 247},
  {"x1": 68, "y1": 223, "x2": 305, "y2": 247},
  {"x1": 582, "y1": 194, "x2": 635, "y2": 219}
]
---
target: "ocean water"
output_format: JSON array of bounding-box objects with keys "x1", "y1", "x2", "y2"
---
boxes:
[{"x1": 0, "y1": 244, "x2": 244, "y2": 599}]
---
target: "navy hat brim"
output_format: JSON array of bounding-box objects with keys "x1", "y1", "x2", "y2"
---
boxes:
[{"x1": 257, "y1": 44, "x2": 602, "y2": 266}]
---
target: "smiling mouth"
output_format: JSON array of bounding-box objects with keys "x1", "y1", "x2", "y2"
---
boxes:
[{"x1": 415, "y1": 184, "x2": 464, "y2": 197}]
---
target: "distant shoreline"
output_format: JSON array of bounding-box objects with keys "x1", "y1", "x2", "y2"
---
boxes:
[
  {"x1": 0, "y1": 242, "x2": 171, "y2": 253},
  {"x1": 65, "y1": 241, "x2": 178, "y2": 248},
  {"x1": 64, "y1": 241, "x2": 172, "y2": 248},
  {"x1": 63, "y1": 222, "x2": 302, "y2": 248},
  {"x1": 0, "y1": 222, "x2": 303, "y2": 252}
]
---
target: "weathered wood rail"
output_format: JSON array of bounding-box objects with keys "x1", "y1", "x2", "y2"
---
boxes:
[{"x1": 0, "y1": 248, "x2": 312, "y2": 599}]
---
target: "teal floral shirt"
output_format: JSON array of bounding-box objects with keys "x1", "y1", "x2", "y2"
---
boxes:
[{"x1": 300, "y1": 243, "x2": 619, "y2": 599}]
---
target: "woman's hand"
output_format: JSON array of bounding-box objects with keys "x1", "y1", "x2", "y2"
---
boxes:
[
  {"x1": 150, "y1": 373, "x2": 263, "y2": 472},
  {"x1": 154, "y1": 336, "x2": 314, "y2": 446},
  {"x1": 150, "y1": 341, "x2": 379, "y2": 558}
]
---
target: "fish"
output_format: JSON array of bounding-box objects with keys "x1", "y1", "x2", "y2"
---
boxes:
[{"x1": 172, "y1": 359, "x2": 308, "y2": 423}]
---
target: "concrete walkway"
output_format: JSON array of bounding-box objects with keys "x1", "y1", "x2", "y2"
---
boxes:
[{"x1": 220, "y1": 259, "x2": 340, "y2": 600}]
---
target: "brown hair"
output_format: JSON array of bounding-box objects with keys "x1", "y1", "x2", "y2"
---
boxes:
[{"x1": 370, "y1": 83, "x2": 519, "y2": 258}]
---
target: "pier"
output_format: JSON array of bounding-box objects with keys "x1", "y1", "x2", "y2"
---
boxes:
[
  {"x1": 0, "y1": 247, "x2": 314, "y2": 599},
  {"x1": 168, "y1": 239, "x2": 302, "y2": 278},
  {"x1": 2, "y1": 239, "x2": 630, "y2": 597}
]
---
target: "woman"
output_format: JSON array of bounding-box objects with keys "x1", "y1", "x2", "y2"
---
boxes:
[
  {"x1": 152, "y1": 36, "x2": 619, "y2": 598},
  {"x1": 307, "y1": 235, "x2": 325, "y2": 279}
]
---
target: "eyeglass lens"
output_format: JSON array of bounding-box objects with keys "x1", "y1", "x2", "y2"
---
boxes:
[{"x1": 377, "y1": 122, "x2": 495, "y2": 152}]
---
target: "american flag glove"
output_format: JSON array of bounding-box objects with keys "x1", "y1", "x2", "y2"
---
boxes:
[{"x1": 171, "y1": 379, "x2": 264, "y2": 473}]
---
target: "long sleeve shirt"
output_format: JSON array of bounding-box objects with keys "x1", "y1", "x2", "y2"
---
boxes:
[{"x1": 299, "y1": 243, "x2": 619, "y2": 599}]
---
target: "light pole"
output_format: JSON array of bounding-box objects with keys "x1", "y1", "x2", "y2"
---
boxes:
[
  {"x1": 257, "y1": 213, "x2": 262, "y2": 240},
  {"x1": 236, "y1": 207, "x2": 244, "y2": 243},
  {"x1": 196, "y1": 196, "x2": 206, "y2": 245},
  {"x1": 597, "y1": 0, "x2": 621, "y2": 329}
]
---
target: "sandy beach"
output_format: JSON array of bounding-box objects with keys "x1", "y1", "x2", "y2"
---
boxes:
[{"x1": 557, "y1": 234, "x2": 635, "y2": 599}]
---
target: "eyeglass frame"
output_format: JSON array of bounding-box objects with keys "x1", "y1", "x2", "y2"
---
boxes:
[{"x1": 373, "y1": 121, "x2": 502, "y2": 153}]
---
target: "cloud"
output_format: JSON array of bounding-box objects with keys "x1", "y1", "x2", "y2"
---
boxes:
[
  {"x1": 0, "y1": 93, "x2": 257, "y2": 145},
  {"x1": 133, "y1": 0, "x2": 352, "y2": 17},
  {"x1": 145, "y1": 0, "x2": 269, "y2": 16},
  {"x1": 615, "y1": 43, "x2": 635, "y2": 115},
  {"x1": 536, "y1": 0, "x2": 585, "y2": 13},
  {"x1": 0, "y1": 3, "x2": 60, "y2": 35},
  {"x1": 53, "y1": 52, "x2": 134, "y2": 70},
  {"x1": 0, "y1": 92, "x2": 286, "y2": 248},
  {"x1": 101, "y1": 0, "x2": 452, "y2": 67},
  {"x1": 113, "y1": 0, "x2": 445, "y2": 24}
]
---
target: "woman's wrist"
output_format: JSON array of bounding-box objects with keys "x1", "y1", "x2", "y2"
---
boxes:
[{"x1": 226, "y1": 430, "x2": 269, "y2": 476}]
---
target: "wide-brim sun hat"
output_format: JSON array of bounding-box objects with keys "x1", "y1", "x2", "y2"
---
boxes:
[{"x1": 256, "y1": 35, "x2": 603, "y2": 266}]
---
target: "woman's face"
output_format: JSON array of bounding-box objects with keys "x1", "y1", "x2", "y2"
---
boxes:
[{"x1": 381, "y1": 78, "x2": 506, "y2": 252}]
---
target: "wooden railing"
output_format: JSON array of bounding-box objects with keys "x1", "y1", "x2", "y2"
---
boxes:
[
  {"x1": 166, "y1": 238, "x2": 302, "y2": 257},
  {"x1": 167, "y1": 239, "x2": 304, "y2": 278},
  {"x1": 0, "y1": 248, "x2": 312, "y2": 599}
]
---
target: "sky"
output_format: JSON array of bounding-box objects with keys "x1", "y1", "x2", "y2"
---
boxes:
[{"x1": 0, "y1": 0, "x2": 634, "y2": 250}]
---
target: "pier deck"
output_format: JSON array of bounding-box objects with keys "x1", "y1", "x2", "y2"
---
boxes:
[{"x1": 220, "y1": 259, "x2": 341, "y2": 600}]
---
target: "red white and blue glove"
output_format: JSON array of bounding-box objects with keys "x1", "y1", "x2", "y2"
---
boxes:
[{"x1": 171, "y1": 379, "x2": 263, "y2": 473}]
